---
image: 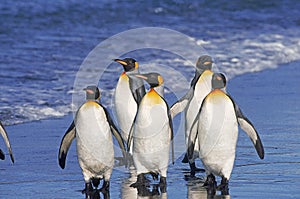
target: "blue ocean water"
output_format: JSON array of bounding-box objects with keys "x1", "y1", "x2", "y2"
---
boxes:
[{"x1": 1, "y1": 0, "x2": 300, "y2": 125}]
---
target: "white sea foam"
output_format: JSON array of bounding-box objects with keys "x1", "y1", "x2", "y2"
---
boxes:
[{"x1": 1, "y1": 1, "x2": 300, "y2": 126}]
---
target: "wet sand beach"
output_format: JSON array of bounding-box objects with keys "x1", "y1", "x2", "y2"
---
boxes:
[{"x1": 1, "y1": 61, "x2": 299, "y2": 198}]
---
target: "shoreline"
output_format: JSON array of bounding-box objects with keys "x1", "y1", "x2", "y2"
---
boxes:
[{"x1": 1, "y1": 61, "x2": 299, "y2": 198}]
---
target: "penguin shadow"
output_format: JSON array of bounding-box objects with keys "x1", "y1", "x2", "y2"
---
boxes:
[
  {"x1": 122, "y1": 169, "x2": 167, "y2": 199},
  {"x1": 82, "y1": 189, "x2": 110, "y2": 199},
  {"x1": 186, "y1": 176, "x2": 230, "y2": 199},
  {"x1": 79, "y1": 179, "x2": 111, "y2": 199},
  {"x1": 135, "y1": 184, "x2": 167, "y2": 199},
  {"x1": 188, "y1": 182, "x2": 230, "y2": 199},
  {"x1": 121, "y1": 167, "x2": 138, "y2": 199},
  {"x1": 115, "y1": 156, "x2": 128, "y2": 167}
]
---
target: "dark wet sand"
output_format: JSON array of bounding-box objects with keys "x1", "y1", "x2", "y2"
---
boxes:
[{"x1": 1, "y1": 61, "x2": 299, "y2": 198}]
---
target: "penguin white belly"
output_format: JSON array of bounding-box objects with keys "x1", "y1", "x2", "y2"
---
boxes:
[
  {"x1": 115, "y1": 74, "x2": 137, "y2": 142},
  {"x1": 133, "y1": 96, "x2": 170, "y2": 177},
  {"x1": 185, "y1": 70, "x2": 213, "y2": 153},
  {"x1": 198, "y1": 92, "x2": 238, "y2": 179},
  {"x1": 75, "y1": 102, "x2": 114, "y2": 181}
]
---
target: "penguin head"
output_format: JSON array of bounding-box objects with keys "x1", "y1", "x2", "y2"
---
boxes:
[
  {"x1": 83, "y1": 85, "x2": 101, "y2": 100},
  {"x1": 114, "y1": 58, "x2": 138, "y2": 72},
  {"x1": 196, "y1": 55, "x2": 213, "y2": 71},
  {"x1": 136, "y1": 72, "x2": 164, "y2": 88},
  {"x1": 212, "y1": 73, "x2": 226, "y2": 89}
]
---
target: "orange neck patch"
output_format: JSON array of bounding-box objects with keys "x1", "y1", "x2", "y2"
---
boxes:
[
  {"x1": 144, "y1": 88, "x2": 162, "y2": 105},
  {"x1": 120, "y1": 72, "x2": 129, "y2": 81}
]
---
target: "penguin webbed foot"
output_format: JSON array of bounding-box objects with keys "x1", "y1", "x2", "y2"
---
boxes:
[
  {"x1": 189, "y1": 162, "x2": 205, "y2": 177},
  {"x1": 159, "y1": 176, "x2": 167, "y2": 185},
  {"x1": 203, "y1": 174, "x2": 217, "y2": 188},
  {"x1": 136, "y1": 179, "x2": 167, "y2": 196},
  {"x1": 99, "y1": 180, "x2": 110, "y2": 194},
  {"x1": 203, "y1": 174, "x2": 217, "y2": 196},
  {"x1": 217, "y1": 177, "x2": 229, "y2": 195},
  {"x1": 150, "y1": 172, "x2": 159, "y2": 180},
  {"x1": 92, "y1": 177, "x2": 100, "y2": 188},
  {"x1": 130, "y1": 174, "x2": 149, "y2": 188},
  {"x1": 159, "y1": 176, "x2": 167, "y2": 193},
  {"x1": 82, "y1": 182, "x2": 93, "y2": 198}
]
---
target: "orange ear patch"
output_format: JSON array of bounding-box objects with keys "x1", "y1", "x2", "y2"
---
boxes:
[
  {"x1": 86, "y1": 89, "x2": 94, "y2": 95},
  {"x1": 158, "y1": 75, "x2": 164, "y2": 85},
  {"x1": 204, "y1": 61, "x2": 212, "y2": 65}
]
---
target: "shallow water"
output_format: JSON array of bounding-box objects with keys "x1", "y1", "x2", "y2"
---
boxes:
[
  {"x1": 1, "y1": 0, "x2": 300, "y2": 125},
  {"x1": 1, "y1": 1, "x2": 300, "y2": 198},
  {"x1": 1, "y1": 61, "x2": 300, "y2": 198}
]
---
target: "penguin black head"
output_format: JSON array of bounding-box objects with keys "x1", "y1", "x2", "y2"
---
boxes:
[
  {"x1": 196, "y1": 55, "x2": 213, "y2": 71},
  {"x1": 136, "y1": 72, "x2": 164, "y2": 88},
  {"x1": 114, "y1": 58, "x2": 138, "y2": 72},
  {"x1": 83, "y1": 85, "x2": 100, "y2": 100},
  {"x1": 212, "y1": 73, "x2": 226, "y2": 89}
]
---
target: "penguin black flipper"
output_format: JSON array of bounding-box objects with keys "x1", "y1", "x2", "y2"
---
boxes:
[
  {"x1": 170, "y1": 87, "x2": 194, "y2": 118},
  {"x1": 187, "y1": 117, "x2": 199, "y2": 161},
  {"x1": 0, "y1": 121, "x2": 14, "y2": 163},
  {"x1": 229, "y1": 95, "x2": 265, "y2": 159},
  {"x1": 187, "y1": 109, "x2": 201, "y2": 161},
  {"x1": 101, "y1": 104, "x2": 127, "y2": 162},
  {"x1": 58, "y1": 121, "x2": 76, "y2": 169},
  {"x1": 163, "y1": 98, "x2": 175, "y2": 165},
  {"x1": 126, "y1": 114, "x2": 136, "y2": 153},
  {"x1": 190, "y1": 72, "x2": 201, "y2": 88},
  {"x1": 0, "y1": 149, "x2": 4, "y2": 160},
  {"x1": 129, "y1": 77, "x2": 146, "y2": 105},
  {"x1": 187, "y1": 93, "x2": 208, "y2": 161}
]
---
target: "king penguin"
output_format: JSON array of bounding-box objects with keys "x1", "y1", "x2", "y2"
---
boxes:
[
  {"x1": 188, "y1": 73, "x2": 264, "y2": 194},
  {"x1": 0, "y1": 121, "x2": 14, "y2": 163},
  {"x1": 58, "y1": 86, "x2": 126, "y2": 197},
  {"x1": 114, "y1": 58, "x2": 146, "y2": 151},
  {"x1": 170, "y1": 55, "x2": 213, "y2": 175},
  {"x1": 128, "y1": 73, "x2": 174, "y2": 189}
]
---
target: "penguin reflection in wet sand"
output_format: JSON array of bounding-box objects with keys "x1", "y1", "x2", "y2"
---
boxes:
[
  {"x1": 128, "y1": 73, "x2": 174, "y2": 188},
  {"x1": 0, "y1": 121, "x2": 14, "y2": 163},
  {"x1": 188, "y1": 73, "x2": 264, "y2": 194},
  {"x1": 58, "y1": 86, "x2": 126, "y2": 197},
  {"x1": 114, "y1": 58, "x2": 146, "y2": 150},
  {"x1": 171, "y1": 55, "x2": 213, "y2": 176}
]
